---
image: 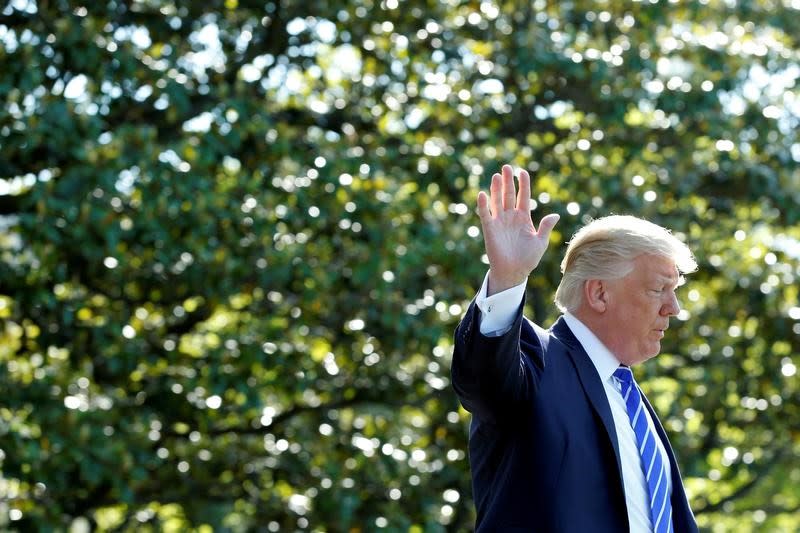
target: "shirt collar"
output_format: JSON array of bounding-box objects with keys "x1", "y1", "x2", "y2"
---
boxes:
[{"x1": 563, "y1": 311, "x2": 622, "y2": 382}]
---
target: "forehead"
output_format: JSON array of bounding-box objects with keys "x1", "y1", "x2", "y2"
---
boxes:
[{"x1": 632, "y1": 254, "x2": 680, "y2": 281}]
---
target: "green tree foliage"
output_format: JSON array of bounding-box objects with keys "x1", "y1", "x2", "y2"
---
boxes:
[{"x1": 1, "y1": 0, "x2": 799, "y2": 530}]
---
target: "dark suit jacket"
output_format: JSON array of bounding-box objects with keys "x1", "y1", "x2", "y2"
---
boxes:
[{"x1": 451, "y1": 298, "x2": 698, "y2": 532}]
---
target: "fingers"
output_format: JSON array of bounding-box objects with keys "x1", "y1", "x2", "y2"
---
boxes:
[
  {"x1": 489, "y1": 173, "x2": 501, "y2": 216},
  {"x1": 486, "y1": 164, "x2": 533, "y2": 216},
  {"x1": 501, "y1": 164, "x2": 516, "y2": 209},
  {"x1": 536, "y1": 213, "x2": 560, "y2": 241},
  {"x1": 517, "y1": 169, "x2": 531, "y2": 212},
  {"x1": 476, "y1": 191, "x2": 491, "y2": 223}
]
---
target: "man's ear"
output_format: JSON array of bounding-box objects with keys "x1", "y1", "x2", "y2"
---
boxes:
[{"x1": 584, "y1": 279, "x2": 608, "y2": 313}]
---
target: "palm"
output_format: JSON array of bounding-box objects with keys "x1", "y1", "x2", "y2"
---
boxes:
[
  {"x1": 484, "y1": 212, "x2": 547, "y2": 273},
  {"x1": 477, "y1": 165, "x2": 559, "y2": 295}
]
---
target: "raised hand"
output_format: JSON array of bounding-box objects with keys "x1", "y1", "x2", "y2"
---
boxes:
[{"x1": 477, "y1": 164, "x2": 560, "y2": 296}]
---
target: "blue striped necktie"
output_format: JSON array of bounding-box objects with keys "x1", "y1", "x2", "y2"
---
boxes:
[{"x1": 613, "y1": 366, "x2": 673, "y2": 533}]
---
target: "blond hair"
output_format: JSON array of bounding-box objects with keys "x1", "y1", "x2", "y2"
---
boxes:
[{"x1": 554, "y1": 215, "x2": 697, "y2": 312}]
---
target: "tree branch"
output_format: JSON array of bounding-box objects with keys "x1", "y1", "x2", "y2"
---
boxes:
[
  {"x1": 0, "y1": 192, "x2": 34, "y2": 215},
  {"x1": 694, "y1": 446, "x2": 790, "y2": 515},
  {"x1": 162, "y1": 389, "x2": 441, "y2": 438}
]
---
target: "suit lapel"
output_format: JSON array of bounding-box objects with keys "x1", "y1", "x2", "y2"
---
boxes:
[{"x1": 550, "y1": 318, "x2": 624, "y2": 482}]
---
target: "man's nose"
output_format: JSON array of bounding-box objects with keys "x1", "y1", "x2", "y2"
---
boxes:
[{"x1": 662, "y1": 291, "x2": 680, "y2": 316}]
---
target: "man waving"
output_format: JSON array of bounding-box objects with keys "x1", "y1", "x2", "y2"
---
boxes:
[{"x1": 451, "y1": 164, "x2": 699, "y2": 532}]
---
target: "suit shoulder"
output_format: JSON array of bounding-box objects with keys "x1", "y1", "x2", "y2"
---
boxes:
[{"x1": 522, "y1": 317, "x2": 552, "y2": 348}]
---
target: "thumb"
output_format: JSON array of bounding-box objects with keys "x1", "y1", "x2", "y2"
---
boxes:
[{"x1": 536, "y1": 214, "x2": 560, "y2": 241}]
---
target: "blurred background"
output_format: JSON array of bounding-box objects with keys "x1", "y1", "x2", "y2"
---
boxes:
[{"x1": 1, "y1": 0, "x2": 799, "y2": 531}]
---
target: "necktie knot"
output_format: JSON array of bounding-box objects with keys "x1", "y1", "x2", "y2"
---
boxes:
[{"x1": 613, "y1": 366, "x2": 634, "y2": 386}]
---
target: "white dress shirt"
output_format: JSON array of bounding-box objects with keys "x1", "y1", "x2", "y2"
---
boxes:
[{"x1": 475, "y1": 272, "x2": 671, "y2": 533}]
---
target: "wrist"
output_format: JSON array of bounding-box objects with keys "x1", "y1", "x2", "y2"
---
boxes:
[{"x1": 487, "y1": 271, "x2": 527, "y2": 296}]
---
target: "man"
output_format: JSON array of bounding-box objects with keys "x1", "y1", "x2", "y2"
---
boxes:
[{"x1": 451, "y1": 164, "x2": 699, "y2": 532}]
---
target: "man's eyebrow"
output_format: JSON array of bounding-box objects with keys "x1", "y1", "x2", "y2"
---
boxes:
[{"x1": 655, "y1": 274, "x2": 685, "y2": 286}]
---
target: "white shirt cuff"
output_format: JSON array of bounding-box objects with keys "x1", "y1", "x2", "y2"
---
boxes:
[{"x1": 475, "y1": 271, "x2": 527, "y2": 337}]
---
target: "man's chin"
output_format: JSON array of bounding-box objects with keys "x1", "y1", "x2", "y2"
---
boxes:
[
  {"x1": 625, "y1": 346, "x2": 661, "y2": 366},
  {"x1": 644, "y1": 344, "x2": 662, "y2": 361}
]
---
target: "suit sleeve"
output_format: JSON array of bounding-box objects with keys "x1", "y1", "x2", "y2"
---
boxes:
[{"x1": 451, "y1": 294, "x2": 545, "y2": 426}]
